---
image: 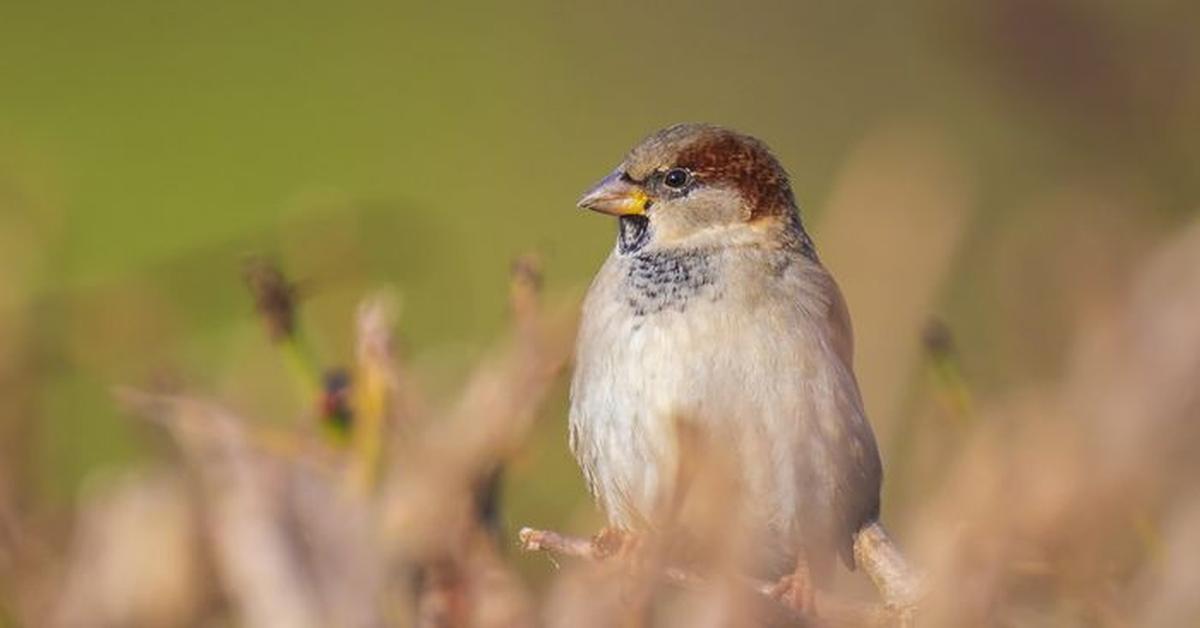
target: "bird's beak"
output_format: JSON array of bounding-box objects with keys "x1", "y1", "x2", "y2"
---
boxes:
[{"x1": 577, "y1": 171, "x2": 649, "y2": 216}]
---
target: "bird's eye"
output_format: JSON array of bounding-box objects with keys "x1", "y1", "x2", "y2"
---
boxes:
[{"x1": 662, "y1": 168, "x2": 691, "y2": 190}]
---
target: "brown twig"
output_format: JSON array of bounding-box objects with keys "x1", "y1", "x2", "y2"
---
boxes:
[
  {"x1": 518, "y1": 527, "x2": 601, "y2": 561},
  {"x1": 852, "y1": 523, "x2": 924, "y2": 611}
]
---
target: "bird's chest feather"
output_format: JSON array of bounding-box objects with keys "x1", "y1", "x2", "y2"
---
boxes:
[
  {"x1": 579, "y1": 247, "x2": 797, "y2": 403},
  {"x1": 570, "y1": 247, "x2": 813, "y2": 527}
]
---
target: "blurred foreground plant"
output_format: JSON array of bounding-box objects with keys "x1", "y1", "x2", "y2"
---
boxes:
[{"x1": 3, "y1": 216, "x2": 1199, "y2": 627}]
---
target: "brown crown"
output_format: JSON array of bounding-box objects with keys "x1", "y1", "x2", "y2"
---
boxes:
[{"x1": 626, "y1": 124, "x2": 797, "y2": 221}]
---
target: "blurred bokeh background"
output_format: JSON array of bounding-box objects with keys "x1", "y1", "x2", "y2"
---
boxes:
[{"x1": 1, "y1": 2, "x2": 1198, "y2": 626}]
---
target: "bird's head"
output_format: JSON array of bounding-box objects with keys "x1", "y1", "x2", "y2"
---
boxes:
[{"x1": 577, "y1": 124, "x2": 803, "y2": 253}]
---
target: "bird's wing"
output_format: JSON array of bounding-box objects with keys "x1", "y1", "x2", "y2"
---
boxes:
[{"x1": 798, "y1": 261, "x2": 884, "y2": 569}]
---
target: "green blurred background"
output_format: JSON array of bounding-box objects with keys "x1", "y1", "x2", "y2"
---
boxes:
[{"x1": 1, "y1": 0, "x2": 1197, "y2": 549}]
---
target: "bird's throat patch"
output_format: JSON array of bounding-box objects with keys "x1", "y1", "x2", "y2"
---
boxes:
[
  {"x1": 624, "y1": 249, "x2": 717, "y2": 316},
  {"x1": 618, "y1": 215, "x2": 651, "y2": 254}
]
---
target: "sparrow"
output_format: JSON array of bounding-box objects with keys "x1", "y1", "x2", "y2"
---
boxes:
[{"x1": 568, "y1": 123, "x2": 917, "y2": 610}]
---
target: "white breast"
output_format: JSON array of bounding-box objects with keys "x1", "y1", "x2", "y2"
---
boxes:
[{"x1": 569, "y1": 243, "x2": 879, "y2": 567}]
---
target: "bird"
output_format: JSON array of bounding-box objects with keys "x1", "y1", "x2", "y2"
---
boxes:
[{"x1": 567, "y1": 123, "x2": 918, "y2": 612}]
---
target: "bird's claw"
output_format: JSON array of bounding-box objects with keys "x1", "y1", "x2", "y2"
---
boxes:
[
  {"x1": 768, "y1": 570, "x2": 817, "y2": 617},
  {"x1": 590, "y1": 527, "x2": 638, "y2": 560}
]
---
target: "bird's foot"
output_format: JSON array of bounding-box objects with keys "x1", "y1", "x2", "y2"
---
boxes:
[
  {"x1": 768, "y1": 563, "x2": 818, "y2": 617},
  {"x1": 590, "y1": 526, "x2": 640, "y2": 560}
]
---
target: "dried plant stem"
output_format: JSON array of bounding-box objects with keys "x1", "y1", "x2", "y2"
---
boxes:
[
  {"x1": 518, "y1": 528, "x2": 601, "y2": 560},
  {"x1": 852, "y1": 524, "x2": 923, "y2": 607},
  {"x1": 118, "y1": 391, "x2": 322, "y2": 628},
  {"x1": 518, "y1": 527, "x2": 899, "y2": 627},
  {"x1": 349, "y1": 295, "x2": 399, "y2": 492},
  {"x1": 853, "y1": 523, "x2": 923, "y2": 623}
]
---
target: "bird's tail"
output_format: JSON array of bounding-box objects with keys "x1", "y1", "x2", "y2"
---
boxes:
[{"x1": 853, "y1": 522, "x2": 925, "y2": 611}]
